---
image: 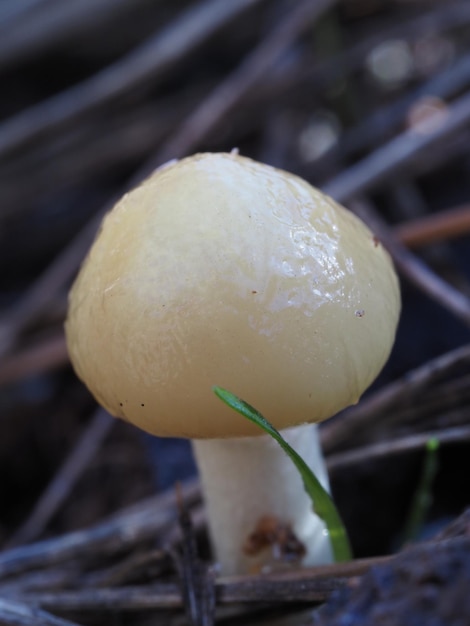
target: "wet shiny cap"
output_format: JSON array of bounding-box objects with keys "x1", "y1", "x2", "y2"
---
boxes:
[{"x1": 65, "y1": 152, "x2": 400, "y2": 438}]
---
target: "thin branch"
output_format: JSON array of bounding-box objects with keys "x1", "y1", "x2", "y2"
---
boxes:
[
  {"x1": 5, "y1": 409, "x2": 114, "y2": 549},
  {"x1": 0, "y1": 478, "x2": 199, "y2": 580},
  {"x1": 322, "y1": 89, "x2": 470, "y2": 204},
  {"x1": 17, "y1": 537, "x2": 470, "y2": 611},
  {"x1": 15, "y1": 583, "x2": 182, "y2": 611},
  {"x1": 0, "y1": 0, "x2": 146, "y2": 70},
  {"x1": 321, "y1": 343, "x2": 470, "y2": 453},
  {"x1": 13, "y1": 557, "x2": 390, "y2": 611},
  {"x1": 153, "y1": 0, "x2": 337, "y2": 164},
  {"x1": 394, "y1": 373, "x2": 470, "y2": 427},
  {"x1": 82, "y1": 548, "x2": 170, "y2": 589},
  {"x1": 0, "y1": 214, "x2": 101, "y2": 357},
  {"x1": 394, "y1": 203, "x2": 470, "y2": 248},
  {"x1": 327, "y1": 424, "x2": 470, "y2": 472},
  {"x1": 0, "y1": 0, "x2": 45, "y2": 24},
  {"x1": 258, "y1": 3, "x2": 470, "y2": 117},
  {"x1": 0, "y1": 94, "x2": 192, "y2": 220},
  {"x1": 172, "y1": 485, "x2": 215, "y2": 626},
  {"x1": 0, "y1": 0, "x2": 265, "y2": 158},
  {"x1": 0, "y1": 330, "x2": 67, "y2": 386},
  {"x1": 0, "y1": 597, "x2": 83, "y2": 626},
  {"x1": 321, "y1": 51, "x2": 470, "y2": 166}
]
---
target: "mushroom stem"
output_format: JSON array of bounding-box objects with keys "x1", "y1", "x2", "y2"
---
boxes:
[{"x1": 192, "y1": 423, "x2": 333, "y2": 575}]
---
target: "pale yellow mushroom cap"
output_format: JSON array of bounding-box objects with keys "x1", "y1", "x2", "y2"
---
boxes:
[{"x1": 65, "y1": 153, "x2": 400, "y2": 438}]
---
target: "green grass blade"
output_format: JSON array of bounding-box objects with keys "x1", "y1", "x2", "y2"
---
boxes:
[
  {"x1": 402, "y1": 437, "x2": 440, "y2": 544},
  {"x1": 213, "y1": 386, "x2": 352, "y2": 562}
]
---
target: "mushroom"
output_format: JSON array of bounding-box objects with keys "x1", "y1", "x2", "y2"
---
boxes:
[{"x1": 65, "y1": 152, "x2": 400, "y2": 575}]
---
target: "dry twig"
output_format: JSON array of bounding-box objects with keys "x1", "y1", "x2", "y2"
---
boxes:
[
  {"x1": 11, "y1": 556, "x2": 390, "y2": 612},
  {"x1": 172, "y1": 485, "x2": 215, "y2": 626},
  {"x1": 154, "y1": 0, "x2": 336, "y2": 164},
  {"x1": 327, "y1": 424, "x2": 470, "y2": 472},
  {"x1": 0, "y1": 0, "x2": 265, "y2": 158},
  {"x1": 5, "y1": 409, "x2": 114, "y2": 549},
  {"x1": 321, "y1": 343, "x2": 470, "y2": 452},
  {"x1": 0, "y1": 596, "x2": 83, "y2": 626},
  {"x1": 0, "y1": 330, "x2": 67, "y2": 386},
  {"x1": 0, "y1": 479, "x2": 199, "y2": 580},
  {"x1": 323, "y1": 89, "x2": 470, "y2": 203},
  {"x1": 394, "y1": 203, "x2": 470, "y2": 248}
]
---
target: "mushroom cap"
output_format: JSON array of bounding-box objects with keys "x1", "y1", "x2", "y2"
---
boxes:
[{"x1": 65, "y1": 153, "x2": 400, "y2": 438}]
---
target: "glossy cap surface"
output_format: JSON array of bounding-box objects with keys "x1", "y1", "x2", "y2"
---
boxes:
[{"x1": 66, "y1": 153, "x2": 400, "y2": 438}]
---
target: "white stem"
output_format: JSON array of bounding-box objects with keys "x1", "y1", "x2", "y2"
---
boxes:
[{"x1": 192, "y1": 423, "x2": 333, "y2": 575}]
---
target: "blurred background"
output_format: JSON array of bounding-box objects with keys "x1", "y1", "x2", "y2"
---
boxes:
[{"x1": 0, "y1": 0, "x2": 470, "y2": 576}]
